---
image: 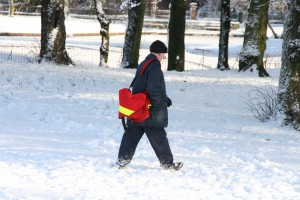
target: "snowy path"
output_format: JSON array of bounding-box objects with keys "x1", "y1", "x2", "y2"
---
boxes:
[
  {"x1": 0, "y1": 61, "x2": 299, "y2": 199},
  {"x1": 0, "y1": 15, "x2": 299, "y2": 199}
]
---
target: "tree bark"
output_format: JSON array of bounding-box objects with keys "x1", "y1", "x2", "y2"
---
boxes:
[
  {"x1": 121, "y1": 0, "x2": 146, "y2": 69},
  {"x1": 39, "y1": 0, "x2": 73, "y2": 65},
  {"x1": 217, "y1": 0, "x2": 230, "y2": 70},
  {"x1": 278, "y1": 0, "x2": 300, "y2": 130},
  {"x1": 168, "y1": 0, "x2": 186, "y2": 71},
  {"x1": 239, "y1": 0, "x2": 270, "y2": 77},
  {"x1": 94, "y1": 0, "x2": 110, "y2": 66}
]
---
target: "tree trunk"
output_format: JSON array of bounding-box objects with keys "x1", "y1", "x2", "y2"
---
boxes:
[
  {"x1": 121, "y1": 0, "x2": 146, "y2": 69},
  {"x1": 93, "y1": 0, "x2": 110, "y2": 67},
  {"x1": 238, "y1": 0, "x2": 270, "y2": 77},
  {"x1": 277, "y1": 0, "x2": 300, "y2": 130},
  {"x1": 39, "y1": 0, "x2": 73, "y2": 65},
  {"x1": 217, "y1": 0, "x2": 230, "y2": 70},
  {"x1": 168, "y1": 0, "x2": 186, "y2": 71},
  {"x1": 9, "y1": 0, "x2": 14, "y2": 17}
]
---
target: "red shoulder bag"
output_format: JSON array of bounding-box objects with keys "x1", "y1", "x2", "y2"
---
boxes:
[{"x1": 118, "y1": 58, "x2": 157, "y2": 129}]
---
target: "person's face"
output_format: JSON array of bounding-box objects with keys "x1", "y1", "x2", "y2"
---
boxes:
[{"x1": 157, "y1": 53, "x2": 166, "y2": 62}]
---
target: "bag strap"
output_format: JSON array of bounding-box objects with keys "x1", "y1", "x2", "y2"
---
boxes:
[
  {"x1": 122, "y1": 58, "x2": 157, "y2": 131},
  {"x1": 139, "y1": 58, "x2": 157, "y2": 75},
  {"x1": 129, "y1": 58, "x2": 157, "y2": 88}
]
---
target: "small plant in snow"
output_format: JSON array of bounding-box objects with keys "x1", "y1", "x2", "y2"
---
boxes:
[
  {"x1": 244, "y1": 86, "x2": 278, "y2": 122},
  {"x1": 25, "y1": 38, "x2": 40, "y2": 63}
]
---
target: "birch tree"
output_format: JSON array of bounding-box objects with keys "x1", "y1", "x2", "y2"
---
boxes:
[
  {"x1": 238, "y1": 0, "x2": 270, "y2": 77},
  {"x1": 167, "y1": 0, "x2": 186, "y2": 71},
  {"x1": 217, "y1": 0, "x2": 230, "y2": 70},
  {"x1": 93, "y1": 0, "x2": 110, "y2": 66},
  {"x1": 277, "y1": 0, "x2": 300, "y2": 130},
  {"x1": 39, "y1": 0, "x2": 73, "y2": 65},
  {"x1": 121, "y1": 0, "x2": 146, "y2": 69}
]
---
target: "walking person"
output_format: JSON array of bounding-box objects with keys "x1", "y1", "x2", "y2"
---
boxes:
[{"x1": 116, "y1": 40, "x2": 183, "y2": 171}]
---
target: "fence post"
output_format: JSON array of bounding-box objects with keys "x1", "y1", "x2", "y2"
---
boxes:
[
  {"x1": 190, "y1": 3, "x2": 197, "y2": 20},
  {"x1": 238, "y1": 11, "x2": 243, "y2": 23},
  {"x1": 9, "y1": 0, "x2": 14, "y2": 17},
  {"x1": 151, "y1": 0, "x2": 157, "y2": 18}
]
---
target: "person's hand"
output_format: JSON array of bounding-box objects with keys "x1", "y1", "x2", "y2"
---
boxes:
[{"x1": 167, "y1": 97, "x2": 172, "y2": 107}]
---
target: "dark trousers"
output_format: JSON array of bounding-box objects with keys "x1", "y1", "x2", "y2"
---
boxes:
[{"x1": 118, "y1": 125, "x2": 174, "y2": 166}]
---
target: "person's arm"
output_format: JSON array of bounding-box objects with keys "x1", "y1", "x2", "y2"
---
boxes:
[{"x1": 146, "y1": 62, "x2": 162, "y2": 107}]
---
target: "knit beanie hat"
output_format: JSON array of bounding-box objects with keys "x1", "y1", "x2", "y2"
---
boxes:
[{"x1": 150, "y1": 40, "x2": 168, "y2": 53}]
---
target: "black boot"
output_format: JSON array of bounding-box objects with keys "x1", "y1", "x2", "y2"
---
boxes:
[
  {"x1": 162, "y1": 162, "x2": 183, "y2": 171},
  {"x1": 115, "y1": 159, "x2": 130, "y2": 169}
]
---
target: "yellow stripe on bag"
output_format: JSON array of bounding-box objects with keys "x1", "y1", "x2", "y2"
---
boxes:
[{"x1": 119, "y1": 105, "x2": 135, "y2": 116}]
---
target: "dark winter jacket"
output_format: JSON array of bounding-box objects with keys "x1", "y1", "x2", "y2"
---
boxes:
[{"x1": 130, "y1": 54, "x2": 169, "y2": 127}]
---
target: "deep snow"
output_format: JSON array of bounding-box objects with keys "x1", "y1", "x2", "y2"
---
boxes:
[{"x1": 0, "y1": 15, "x2": 299, "y2": 200}]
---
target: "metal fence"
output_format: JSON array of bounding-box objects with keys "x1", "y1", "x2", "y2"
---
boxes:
[
  {"x1": 0, "y1": 44, "x2": 39, "y2": 63},
  {"x1": 0, "y1": 44, "x2": 281, "y2": 71},
  {"x1": 0, "y1": 44, "x2": 102, "y2": 67}
]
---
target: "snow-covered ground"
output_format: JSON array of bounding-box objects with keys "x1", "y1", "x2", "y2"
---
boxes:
[{"x1": 0, "y1": 15, "x2": 299, "y2": 199}]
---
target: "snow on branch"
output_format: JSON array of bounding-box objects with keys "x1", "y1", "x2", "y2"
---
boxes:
[
  {"x1": 50, "y1": 0, "x2": 64, "y2": 9},
  {"x1": 287, "y1": 39, "x2": 300, "y2": 62},
  {"x1": 95, "y1": 0, "x2": 110, "y2": 24},
  {"x1": 120, "y1": 0, "x2": 141, "y2": 10}
]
